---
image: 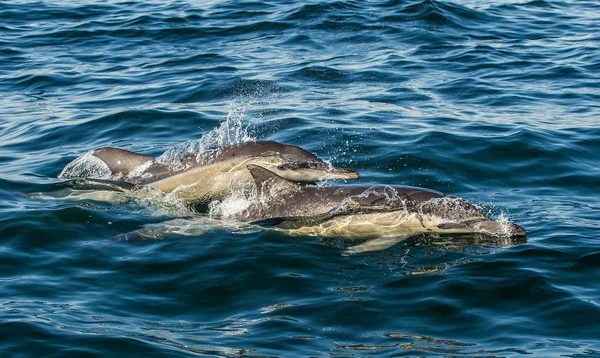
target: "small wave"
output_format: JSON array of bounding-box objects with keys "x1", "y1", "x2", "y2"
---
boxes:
[
  {"x1": 291, "y1": 66, "x2": 348, "y2": 83},
  {"x1": 58, "y1": 152, "x2": 111, "y2": 179}
]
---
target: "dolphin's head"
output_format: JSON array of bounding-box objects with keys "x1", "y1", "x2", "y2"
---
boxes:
[
  {"x1": 259, "y1": 159, "x2": 359, "y2": 182},
  {"x1": 216, "y1": 141, "x2": 359, "y2": 182}
]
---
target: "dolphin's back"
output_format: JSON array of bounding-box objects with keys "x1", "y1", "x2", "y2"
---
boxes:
[
  {"x1": 286, "y1": 185, "x2": 446, "y2": 216},
  {"x1": 92, "y1": 148, "x2": 153, "y2": 176},
  {"x1": 95, "y1": 142, "x2": 321, "y2": 182},
  {"x1": 243, "y1": 164, "x2": 448, "y2": 220},
  {"x1": 214, "y1": 141, "x2": 319, "y2": 163}
]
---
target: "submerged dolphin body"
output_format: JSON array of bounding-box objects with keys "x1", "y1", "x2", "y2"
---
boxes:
[
  {"x1": 230, "y1": 165, "x2": 527, "y2": 253},
  {"x1": 58, "y1": 141, "x2": 359, "y2": 205}
]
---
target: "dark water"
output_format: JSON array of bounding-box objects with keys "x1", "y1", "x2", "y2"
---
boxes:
[{"x1": 2, "y1": 0, "x2": 600, "y2": 356}]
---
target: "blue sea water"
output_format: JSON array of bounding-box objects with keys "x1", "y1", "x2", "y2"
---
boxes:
[{"x1": 1, "y1": 0, "x2": 600, "y2": 356}]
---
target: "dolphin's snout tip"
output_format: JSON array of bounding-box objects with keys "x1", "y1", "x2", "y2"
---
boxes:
[
  {"x1": 511, "y1": 223, "x2": 528, "y2": 236},
  {"x1": 330, "y1": 167, "x2": 359, "y2": 180},
  {"x1": 344, "y1": 169, "x2": 360, "y2": 179}
]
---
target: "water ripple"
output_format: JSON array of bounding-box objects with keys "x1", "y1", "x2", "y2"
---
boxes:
[{"x1": 1, "y1": 0, "x2": 599, "y2": 356}]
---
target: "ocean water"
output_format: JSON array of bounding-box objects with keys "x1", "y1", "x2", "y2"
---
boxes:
[{"x1": 1, "y1": 0, "x2": 599, "y2": 356}]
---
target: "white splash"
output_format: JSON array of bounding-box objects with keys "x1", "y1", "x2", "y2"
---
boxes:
[
  {"x1": 315, "y1": 158, "x2": 336, "y2": 186},
  {"x1": 127, "y1": 160, "x2": 155, "y2": 180},
  {"x1": 208, "y1": 180, "x2": 257, "y2": 220},
  {"x1": 495, "y1": 212, "x2": 514, "y2": 237},
  {"x1": 329, "y1": 185, "x2": 403, "y2": 215},
  {"x1": 156, "y1": 102, "x2": 256, "y2": 172},
  {"x1": 58, "y1": 152, "x2": 112, "y2": 179}
]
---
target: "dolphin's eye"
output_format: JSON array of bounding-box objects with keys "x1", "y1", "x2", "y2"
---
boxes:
[
  {"x1": 306, "y1": 161, "x2": 322, "y2": 169},
  {"x1": 437, "y1": 222, "x2": 468, "y2": 229}
]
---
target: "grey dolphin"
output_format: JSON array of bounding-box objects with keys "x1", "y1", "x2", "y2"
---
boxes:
[
  {"x1": 60, "y1": 141, "x2": 358, "y2": 185},
  {"x1": 58, "y1": 141, "x2": 359, "y2": 205},
  {"x1": 147, "y1": 141, "x2": 359, "y2": 193},
  {"x1": 233, "y1": 165, "x2": 526, "y2": 253}
]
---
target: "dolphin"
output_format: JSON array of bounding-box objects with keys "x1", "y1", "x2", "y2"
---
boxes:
[
  {"x1": 147, "y1": 141, "x2": 358, "y2": 192},
  {"x1": 229, "y1": 165, "x2": 527, "y2": 253},
  {"x1": 58, "y1": 141, "x2": 359, "y2": 205}
]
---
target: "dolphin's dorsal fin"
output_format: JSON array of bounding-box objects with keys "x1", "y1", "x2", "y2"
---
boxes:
[
  {"x1": 92, "y1": 148, "x2": 153, "y2": 175},
  {"x1": 247, "y1": 164, "x2": 300, "y2": 195}
]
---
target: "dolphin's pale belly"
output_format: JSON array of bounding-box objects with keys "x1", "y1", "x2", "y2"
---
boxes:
[
  {"x1": 279, "y1": 211, "x2": 448, "y2": 239},
  {"x1": 149, "y1": 158, "x2": 247, "y2": 192},
  {"x1": 168, "y1": 170, "x2": 255, "y2": 207},
  {"x1": 278, "y1": 209, "x2": 521, "y2": 239},
  {"x1": 149, "y1": 157, "x2": 281, "y2": 193}
]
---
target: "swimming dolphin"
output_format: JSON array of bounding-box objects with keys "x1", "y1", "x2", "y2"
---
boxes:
[
  {"x1": 147, "y1": 141, "x2": 359, "y2": 192},
  {"x1": 231, "y1": 165, "x2": 527, "y2": 253},
  {"x1": 58, "y1": 141, "x2": 359, "y2": 205}
]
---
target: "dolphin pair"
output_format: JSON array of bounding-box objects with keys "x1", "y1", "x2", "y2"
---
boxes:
[
  {"x1": 59, "y1": 141, "x2": 359, "y2": 205},
  {"x1": 58, "y1": 141, "x2": 526, "y2": 253}
]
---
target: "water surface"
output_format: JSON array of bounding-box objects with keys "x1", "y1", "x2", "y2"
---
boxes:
[{"x1": 1, "y1": 0, "x2": 599, "y2": 356}]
